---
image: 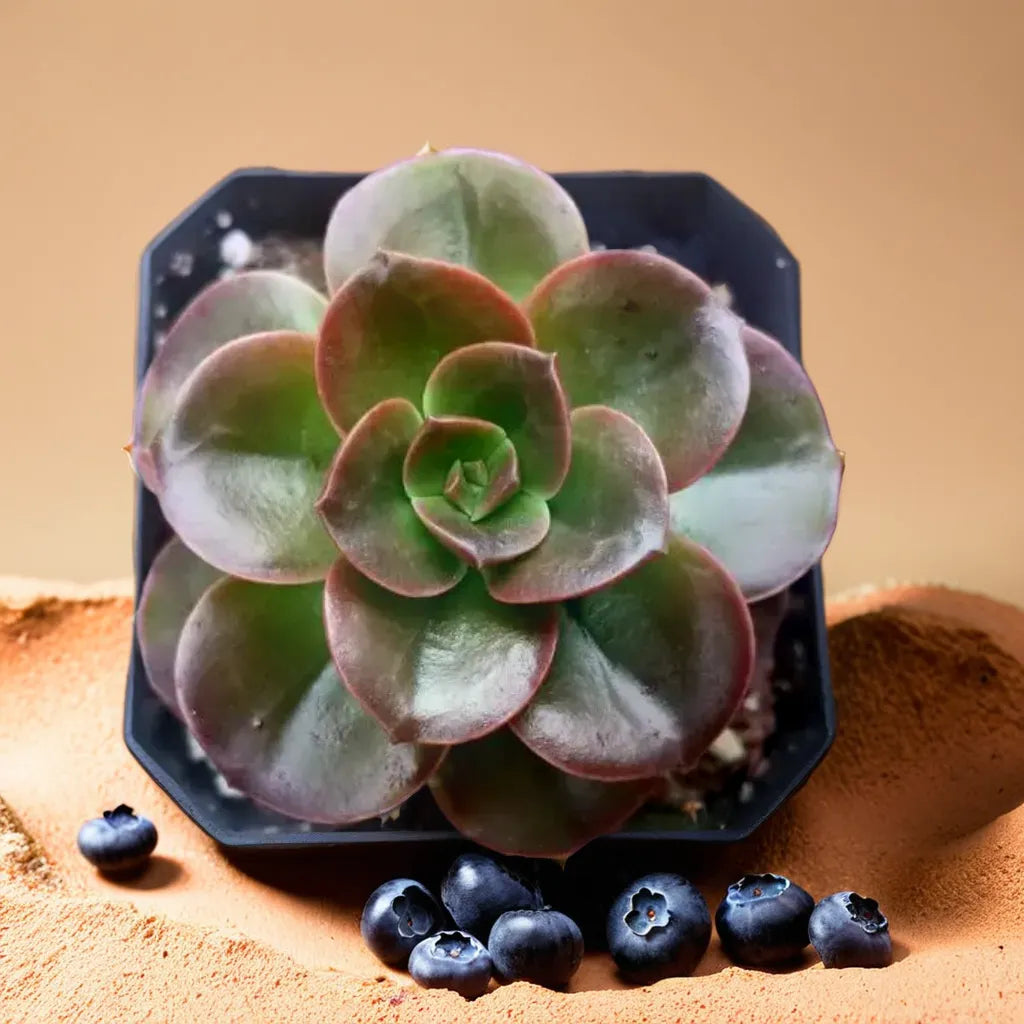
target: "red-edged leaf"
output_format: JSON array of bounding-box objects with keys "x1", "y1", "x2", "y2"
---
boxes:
[
  {"x1": 485, "y1": 405, "x2": 668, "y2": 603},
  {"x1": 422, "y1": 342, "x2": 571, "y2": 499},
  {"x1": 156, "y1": 331, "x2": 339, "y2": 583},
  {"x1": 316, "y1": 398, "x2": 466, "y2": 597},
  {"x1": 316, "y1": 252, "x2": 534, "y2": 435},
  {"x1": 527, "y1": 250, "x2": 750, "y2": 491},
  {"x1": 511, "y1": 537, "x2": 754, "y2": 780},
  {"x1": 324, "y1": 559, "x2": 558, "y2": 745},
  {"x1": 429, "y1": 728, "x2": 654, "y2": 858},
  {"x1": 670, "y1": 326, "x2": 844, "y2": 600},
  {"x1": 322, "y1": 147, "x2": 589, "y2": 301},
  {"x1": 176, "y1": 578, "x2": 444, "y2": 824}
]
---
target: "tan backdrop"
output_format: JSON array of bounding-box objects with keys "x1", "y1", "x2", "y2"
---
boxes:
[{"x1": 2, "y1": 0, "x2": 1022, "y2": 603}]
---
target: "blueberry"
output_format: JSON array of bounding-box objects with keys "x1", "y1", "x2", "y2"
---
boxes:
[
  {"x1": 715, "y1": 872, "x2": 815, "y2": 966},
  {"x1": 606, "y1": 872, "x2": 711, "y2": 983},
  {"x1": 488, "y1": 908, "x2": 583, "y2": 989},
  {"x1": 441, "y1": 852, "x2": 544, "y2": 940},
  {"x1": 408, "y1": 930, "x2": 492, "y2": 999},
  {"x1": 360, "y1": 878, "x2": 444, "y2": 967},
  {"x1": 76, "y1": 804, "x2": 157, "y2": 874},
  {"x1": 808, "y1": 891, "x2": 893, "y2": 969}
]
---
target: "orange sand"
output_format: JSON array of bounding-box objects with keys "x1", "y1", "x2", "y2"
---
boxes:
[{"x1": 1, "y1": 582, "x2": 1022, "y2": 1022}]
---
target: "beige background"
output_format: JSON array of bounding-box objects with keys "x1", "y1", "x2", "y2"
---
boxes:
[{"x1": 1, "y1": 0, "x2": 1022, "y2": 603}]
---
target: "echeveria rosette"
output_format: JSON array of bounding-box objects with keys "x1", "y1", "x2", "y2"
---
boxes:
[{"x1": 129, "y1": 144, "x2": 844, "y2": 859}]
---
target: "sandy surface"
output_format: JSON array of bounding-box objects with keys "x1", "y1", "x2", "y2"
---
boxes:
[{"x1": 1, "y1": 581, "x2": 1022, "y2": 1022}]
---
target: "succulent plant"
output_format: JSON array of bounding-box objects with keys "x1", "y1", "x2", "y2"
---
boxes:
[{"x1": 131, "y1": 147, "x2": 843, "y2": 858}]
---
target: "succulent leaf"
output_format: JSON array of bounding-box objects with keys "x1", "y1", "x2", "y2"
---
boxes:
[
  {"x1": 670, "y1": 326, "x2": 844, "y2": 600},
  {"x1": 324, "y1": 559, "x2": 558, "y2": 745},
  {"x1": 412, "y1": 493, "x2": 551, "y2": 568},
  {"x1": 317, "y1": 398, "x2": 466, "y2": 598},
  {"x1": 135, "y1": 537, "x2": 223, "y2": 718},
  {"x1": 510, "y1": 536, "x2": 754, "y2": 780},
  {"x1": 402, "y1": 415, "x2": 512, "y2": 513},
  {"x1": 316, "y1": 252, "x2": 534, "y2": 435},
  {"x1": 156, "y1": 331, "x2": 339, "y2": 583},
  {"x1": 429, "y1": 728, "x2": 654, "y2": 858},
  {"x1": 322, "y1": 148, "x2": 589, "y2": 301},
  {"x1": 176, "y1": 577, "x2": 444, "y2": 823},
  {"x1": 422, "y1": 342, "x2": 571, "y2": 500},
  {"x1": 526, "y1": 250, "x2": 751, "y2": 491},
  {"x1": 132, "y1": 272, "x2": 328, "y2": 493},
  {"x1": 485, "y1": 406, "x2": 669, "y2": 603}
]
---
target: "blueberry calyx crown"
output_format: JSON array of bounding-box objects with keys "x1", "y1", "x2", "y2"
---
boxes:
[
  {"x1": 624, "y1": 887, "x2": 671, "y2": 936},
  {"x1": 726, "y1": 872, "x2": 791, "y2": 903},
  {"x1": 391, "y1": 888, "x2": 436, "y2": 938},
  {"x1": 102, "y1": 804, "x2": 137, "y2": 822},
  {"x1": 844, "y1": 892, "x2": 888, "y2": 934},
  {"x1": 428, "y1": 931, "x2": 481, "y2": 962}
]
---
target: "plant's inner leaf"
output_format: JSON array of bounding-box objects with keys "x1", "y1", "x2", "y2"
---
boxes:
[
  {"x1": 429, "y1": 728, "x2": 655, "y2": 858},
  {"x1": 157, "y1": 330, "x2": 339, "y2": 583},
  {"x1": 324, "y1": 559, "x2": 558, "y2": 745},
  {"x1": 412, "y1": 493, "x2": 551, "y2": 568},
  {"x1": 527, "y1": 250, "x2": 751, "y2": 491},
  {"x1": 176, "y1": 577, "x2": 444, "y2": 823},
  {"x1": 422, "y1": 341, "x2": 571, "y2": 500},
  {"x1": 316, "y1": 252, "x2": 535, "y2": 435},
  {"x1": 670, "y1": 326, "x2": 844, "y2": 601},
  {"x1": 318, "y1": 398, "x2": 466, "y2": 598},
  {"x1": 485, "y1": 405, "x2": 668, "y2": 603},
  {"x1": 511, "y1": 536, "x2": 754, "y2": 780},
  {"x1": 322, "y1": 147, "x2": 589, "y2": 301}
]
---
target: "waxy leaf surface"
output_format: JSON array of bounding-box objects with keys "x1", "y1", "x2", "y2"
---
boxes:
[
  {"x1": 429, "y1": 728, "x2": 654, "y2": 858},
  {"x1": 323, "y1": 148, "x2": 589, "y2": 301},
  {"x1": 511, "y1": 537, "x2": 754, "y2": 780},
  {"x1": 135, "y1": 537, "x2": 222, "y2": 718},
  {"x1": 157, "y1": 331, "x2": 339, "y2": 583},
  {"x1": 402, "y1": 416, "x2": 509, "y2": 501},
  {"x1": 670, "y1": 327, "x2": 843, "y2": 600},
  {"x1": 324, "y1": 559, "x2": 558, "y2": 745},
  {"x1": 176, "y1": 578, "x2": 443, "y2": 823},
  {"x1": 317, "y1": 399, "x2": 466, "y2": 597},
  {"x1": 317, "y1": 252, "x2": 534, "y2": 434},
  {"x1": 485, "y1": 406, "x2": 668, "y2": 603},
  {"x1": 527, "y1": 251, "x2": 750, "y2": 491},
  {"x1": 422, "y1": 342, "x2": 571, "y2": 499},
  {"x1": 132, "y1": 271, "x2": 327, "y2": 492},
  {"x1": 412, "y1": 493, "x2": 550, "y2": 568}
]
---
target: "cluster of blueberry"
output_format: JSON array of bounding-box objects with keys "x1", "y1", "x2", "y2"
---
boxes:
[{"x1": 363, "y1": 854, "x2": 893, "y2": 999}]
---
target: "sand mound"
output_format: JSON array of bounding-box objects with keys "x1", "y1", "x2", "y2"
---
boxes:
[{"x1": 0, "y1": 584, "x2": 1022, "y2": 1021}]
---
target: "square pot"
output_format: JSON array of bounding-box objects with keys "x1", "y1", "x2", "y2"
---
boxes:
[{"x1": 124, "y1": 167, "x2": 835, "y2": 849}]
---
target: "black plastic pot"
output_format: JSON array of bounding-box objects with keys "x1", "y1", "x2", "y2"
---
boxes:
[{"x1": 125, "y1": 167, "x2": 835, "y2": 849}]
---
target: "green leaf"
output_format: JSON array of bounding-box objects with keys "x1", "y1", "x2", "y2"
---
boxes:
[
  {"x1": 402, "y1": 415, "x2": 509, "y2": 505},
  {"x1": 422, "y1": 342, "x2": 571, "y2": 500},
  {"x1": 176, "y1": 578, "x2": 444, "y2": 823},
  {"x1": 317, "y1": 398, "x2": 466, "y2": 597},
  {"x1": 429, "y1": 728, "x2": 654, "y2": 858},
  {"x1": 670, "y1": 326, "x2": 844, "y2": 601},
  {"x1": 445, "y1": 439, "x2": 520, "y2": 521},
  {"x1": 132, "y1": 271, "x2": 327, "y2": 492},
  {"x1": 323, "y1": 148, "x2": 589, "y2": 301},
  {"x1": 324, "y1": 559, "x2": 558, "y2": 745},
  {"x1": 510, "y1": 537, "x2": 754, "y2": 780},
  {"x1": 412, "y1": 493, "x2": 550, "y2": 568},
  {"x1": 485, "y1": 405, "x2": 668, "y2": 603},
  {"x1": 316, "y1": 252, "x2": 535, "y2": 434},
  {"x1": 135, "y1": 537, "x2": 222, "y2": 718},
  {"x1": 527, "y1": 250, "x2": 751, "y2": 491},
  {"x1": 156, "y1": 331, "x2": 339, "y2": 583}
]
